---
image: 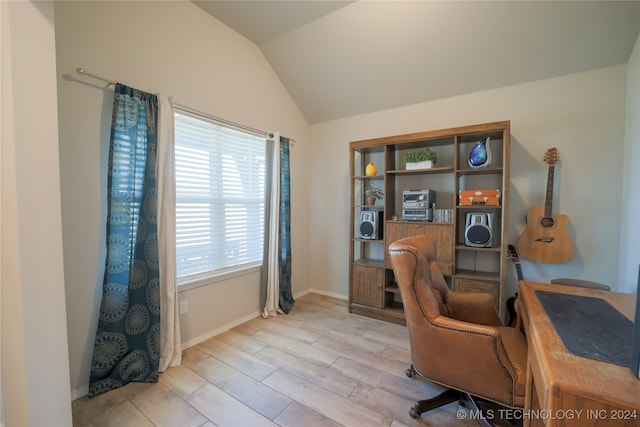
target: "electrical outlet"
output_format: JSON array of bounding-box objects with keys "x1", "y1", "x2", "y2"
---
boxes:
[{"x1": 179, "y1": 299, "x2": 188, "y2": 315}]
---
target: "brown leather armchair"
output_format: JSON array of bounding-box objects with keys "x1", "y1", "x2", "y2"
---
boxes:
[{"x1": 388, "y1": 235, "x2": 527, "y2": 421}]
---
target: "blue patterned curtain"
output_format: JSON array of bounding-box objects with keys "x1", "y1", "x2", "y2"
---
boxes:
[
  {"x1": 279, "y1": 137, "x2": 295, "y2": 313},
  {"x1": 88, "y1": 84, "x2": 160, "y2": 397}
]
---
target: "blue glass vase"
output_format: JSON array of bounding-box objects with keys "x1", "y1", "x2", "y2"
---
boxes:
[{"x1": 468, "y1": 136, "x2": 492, "y2": 168}]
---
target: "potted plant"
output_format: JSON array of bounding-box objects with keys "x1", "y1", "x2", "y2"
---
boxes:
[
  {"x1": 404, "y1": 148, "x2": 437, "y2": 170},
  {"x1": 364, "y1": 184, "x2": 384, "y2": 205}
]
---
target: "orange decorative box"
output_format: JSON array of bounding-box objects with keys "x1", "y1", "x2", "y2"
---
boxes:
[{"x1": 459, "y1": 189, "x2": 501, "y2": 206}]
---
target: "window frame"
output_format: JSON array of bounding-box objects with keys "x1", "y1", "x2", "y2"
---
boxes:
[{"x1": 173, "y1": 108, "x2": 268, "y2": 290}]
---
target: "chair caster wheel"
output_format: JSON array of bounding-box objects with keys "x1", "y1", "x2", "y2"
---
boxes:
[
  {"x1": 409, "y1": 407, "x2": 420, "y2": 419},
  {"x1": 406, "y1": 365, "x2": 416, "y2": 377}
]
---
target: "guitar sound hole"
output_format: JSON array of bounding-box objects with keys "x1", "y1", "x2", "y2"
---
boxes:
[{"x1": 540, "y1": 217, "x2": 555, "y2": 228}]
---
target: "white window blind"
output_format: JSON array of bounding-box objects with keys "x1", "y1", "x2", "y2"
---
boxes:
[{"x1": 174, "y1": 111, "x2": 266, "y2": 285}]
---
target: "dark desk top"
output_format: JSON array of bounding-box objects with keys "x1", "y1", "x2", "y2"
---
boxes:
[{"x1": 535, "y1": 289, "x2": 633, "y2": 366}]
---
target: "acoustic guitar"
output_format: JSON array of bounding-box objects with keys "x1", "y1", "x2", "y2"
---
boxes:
[
  {"x1": 506, "y1": 245, "x2": 523, "y2": 327},
  {"x1": 516, "y1": 148, "x2": 574, "y2": 263}
]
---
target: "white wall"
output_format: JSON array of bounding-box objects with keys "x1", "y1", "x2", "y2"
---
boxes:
[
  {"x1": 1, "y1": 1, "x2": 72, "y2": 425},
  {"x1": 54, "y1": 1, "x2": 310, "y2": 397},
  {"x1": 309, "y1": 65, "x2": 628, "y2": 299},
  {"x1": 619, "y1": 33, "x2": 640, "y2": 294}
]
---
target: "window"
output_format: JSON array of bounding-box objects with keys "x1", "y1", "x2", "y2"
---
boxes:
[{"x1": 174, "y1": 111, "x2": 267, "y2": 286}]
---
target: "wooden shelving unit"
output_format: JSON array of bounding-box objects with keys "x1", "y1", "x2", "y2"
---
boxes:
[{"x1": 349, "y1": 121, "x2": 511, "y2": 324}]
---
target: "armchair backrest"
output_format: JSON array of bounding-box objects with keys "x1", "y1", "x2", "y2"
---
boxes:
[{"x1": 388, "y1": 235, "x2": 450, "y2": 320}]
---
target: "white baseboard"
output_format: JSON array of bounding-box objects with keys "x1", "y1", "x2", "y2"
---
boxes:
[
  {"x1": 181, "y1": 289, "x2": 346, "y2": 350},
  {"x1": 180, "y1": 310, "x2": 262, "y2": 350},
  {"x1": 71, "y1": 385, "x2": 89, "y2": 401},
  {"x1": 295, "y1": 288, "x2": 348, "y2": 301},
  {"x1": 70, "y1": 288, "x2": 346, "y2": 401}
]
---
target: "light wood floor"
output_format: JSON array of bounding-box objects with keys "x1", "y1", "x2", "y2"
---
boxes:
[{"x1": 72, "y1": 293, "x2": 477, "y2": 427}]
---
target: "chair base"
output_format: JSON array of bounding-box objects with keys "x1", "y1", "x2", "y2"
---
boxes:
[
  {"x1": 406, "y1": 365, "x2": 523, "y2": 426},
  {"x1": 466, "y1": 394, "x2": 523, "y2": 427},
  {"x1": 409, "y1": 387, "x2": 461, "y2": 419}
]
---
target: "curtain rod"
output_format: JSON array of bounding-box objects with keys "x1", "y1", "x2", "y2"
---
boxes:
[{"x1": 75, "y1": 67, "x2": 295, "y2": 145}]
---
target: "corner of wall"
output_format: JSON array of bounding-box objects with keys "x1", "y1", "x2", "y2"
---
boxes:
[{"x1": 619, "y1": 32, "x2": 640, "y2": 294}]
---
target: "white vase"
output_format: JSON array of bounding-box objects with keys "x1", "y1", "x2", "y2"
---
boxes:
[{"x1": 406, "y1": 160, "x2": 433, "y2": 170}]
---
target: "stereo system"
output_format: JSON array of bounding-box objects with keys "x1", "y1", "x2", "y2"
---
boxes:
[
  {"x1": 363, "y1": 194, "x2": 492, "y2": 245},
  {"x1": 464, "y1": 212, "x2": 494, "y2": 247},
  {"x1": 359, "y1": 210, "x2": 383, "y2": 240},
  {"x1": 402, "y1": 190, "x2": 436, "y2": 221}
]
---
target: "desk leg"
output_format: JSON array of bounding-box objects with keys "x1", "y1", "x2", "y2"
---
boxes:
[
  {"x1": 524, "y1": 354, "x2": 533, "y2": 427},
  {"x1": 524, "y1": 346, "x2": 546, "y2": 427}
]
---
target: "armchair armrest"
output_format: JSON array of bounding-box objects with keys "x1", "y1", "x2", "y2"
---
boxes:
[
  {"x1": 415, "y1": 314, "x2": 522, "y2": 406},
  {"x1": 446, "y1": 291, "x2": 503, "y2": 326},
  {"x1": 433, "y1": 313, "x2": 501, "y2": 337}
]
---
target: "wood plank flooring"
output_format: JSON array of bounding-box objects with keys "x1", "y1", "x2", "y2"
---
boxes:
[{"x1": 72, "y1": 293, "x2": 477, "y2": 427}]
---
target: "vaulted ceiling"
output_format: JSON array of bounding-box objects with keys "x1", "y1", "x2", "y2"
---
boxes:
[{"x1": 195, "y1": 1, "x2": 640, "y2": 124}]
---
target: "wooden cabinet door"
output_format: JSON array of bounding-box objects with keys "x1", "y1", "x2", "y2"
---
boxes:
[
  {"x1": 352, "y1": 264, "x2": 384, "y2": 308},
  {"x1": 385, "y1": 222, "x2": 454, "y2": 275}
]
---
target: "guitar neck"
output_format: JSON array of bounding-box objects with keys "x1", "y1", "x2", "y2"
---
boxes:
[
  {"x1": 544, "y1": 165, "x2": 555, "y2": 218},
  {"x1": 514, "y1": 263, "x2": 524, "y2": 281}
]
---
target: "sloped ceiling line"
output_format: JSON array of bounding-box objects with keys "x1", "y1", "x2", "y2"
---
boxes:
[{"x1": 194, "y1": 1, "x2": 640, "y2": 124}]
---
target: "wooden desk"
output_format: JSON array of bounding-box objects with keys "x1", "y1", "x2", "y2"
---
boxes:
[{"x1": 519, "y1": 281, "x2": 640, "y2": 427}]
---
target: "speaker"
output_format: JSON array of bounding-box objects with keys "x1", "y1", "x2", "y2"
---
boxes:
[
  {"x1": 464, "y1": 212, "x2": 494, "y2": 247},
  {"x1": 360, "y1": 211, "x2": 383, "y2": 240}
]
